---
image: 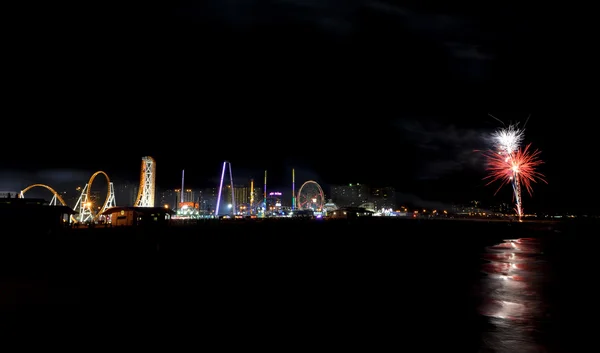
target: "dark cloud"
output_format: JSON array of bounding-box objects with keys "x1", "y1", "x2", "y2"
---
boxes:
[
  {"x1": 35, "y1": 169, "x2": 94, "y2": 185},
  {"x1": 0, "y1": 169, "x2": 95, "y2": 192},
  {"x1": 395, "y1": 118, "x2": 488, "y2": 180},
  {"x1": 171, "y1": 1, "x2": 500, "y2": 80},
  {"x1": 174, "y1": 0, "x2": 362, "y2": 28},
  {"x1": 364, "y1": 2, "x2": 495, "y2": 79},
  {"x1": 0, "y1": 171, "x2": 34, "y2": 191}
]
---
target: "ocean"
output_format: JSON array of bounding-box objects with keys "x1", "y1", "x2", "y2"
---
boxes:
[{"x1": 0, "y1": 218, "x2": 592, "y2": 351}]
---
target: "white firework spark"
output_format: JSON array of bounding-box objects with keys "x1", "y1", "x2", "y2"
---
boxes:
[{"x1": 491, "y1": 124, "x2": 524, "y2": 155}]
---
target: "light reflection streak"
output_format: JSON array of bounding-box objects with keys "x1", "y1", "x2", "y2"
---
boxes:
[{"x1": 478, "y1": 238, "x2": 549, "y2": 352}]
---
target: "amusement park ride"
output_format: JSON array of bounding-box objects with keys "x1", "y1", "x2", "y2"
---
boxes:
[
  {"x1": 296, "y1": 180, "x2": 325, "y2": 211},
  {"x1": 17, "y1": 156, "x2": 326, "y2": 221},
  {"x1": 255, "y1": 167, "x2": 326, "y2": 215},
  {"x1": 72, "y1": 171, "x2": 116, "y2": 223},
  {"x1": 18, "y1": 156, "x2": 156, "y2": 223},
  {"x1": 211, "y1": 163, "x2": 325, "y2": 216}
]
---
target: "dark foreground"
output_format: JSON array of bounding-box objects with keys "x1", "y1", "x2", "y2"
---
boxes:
[{"x1": 1, "y1": 218, "x2": 595, "y2": 351}]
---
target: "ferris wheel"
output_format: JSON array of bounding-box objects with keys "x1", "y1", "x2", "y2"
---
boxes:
[{"x1": 296, "y1": 180, "x2": 325, "y2": 211}]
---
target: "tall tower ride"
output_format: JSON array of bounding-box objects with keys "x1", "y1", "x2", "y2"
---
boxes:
[
  {"x1": 134, "y1": 156, "x2": 156, "y2": 207},
  {"x1": 292, "y1": 168, "x2": 296, "y2": 210},
  {"x1": 215, "y1": 161, "x2": 235, "y2": 216}
]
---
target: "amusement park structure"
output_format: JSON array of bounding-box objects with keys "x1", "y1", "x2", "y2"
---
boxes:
[
  {"x1": 296, "y1": 180, "x2": 325, "y2": 211},
  {"x1": 258, "y1": 167, "x2": 323, "y2": 213},
  {"x1": 18, "y1": 156, "x2": 156, "y2": 223},
  {"x1": 72, "y1": 171, "x2": 116, "y2": 223},
  {"x1": 292, "y1": 168, "x2": 296, "y2": 210},
  {"x1": 204, "y1": 164, "x2": 324, "y2": 216},
  {"x1": 18, "y1": 158, "x2": 327, "y2": 221},
  {"x1": 19, "y1": 170, "x2": 116, "y2": 223},
  {"x1": 19, "y1": 184, "x2": 68, "y2": 207},
  {"x1": 250, "y1": 178, "x2": 255, "y2": 211},
  {"x1": 134, "y1": 156, "x2": 156, "y2": 207},
  {"x1": 263, "y1": 170, "x2": 267, "y2": 215},
  {"x1": 215, "y1": 161, "x2": 235, "y2": 216}
]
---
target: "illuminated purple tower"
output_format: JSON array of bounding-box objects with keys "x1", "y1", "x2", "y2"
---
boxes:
[
  {"x1": 215, "y1": 161, "x2": 235, "y2": 216},
  {"x1": 263, "y1": 170, "x2": 267, "y2": 217},
  {"x1": 229, "y1": 162, "x2": 235, "y2": 213},
  {"x1": 292, "y1": 168, "x2": 295, "y2": 210}
]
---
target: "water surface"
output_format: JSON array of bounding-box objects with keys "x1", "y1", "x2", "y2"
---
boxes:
[{"x1": 478, "y1": 237, "x2": 554, "y2": 352}]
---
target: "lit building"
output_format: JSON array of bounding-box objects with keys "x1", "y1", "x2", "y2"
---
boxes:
[
  {"x1": 199, "y1": 187, "x2": 218, "y2": 214},
  {"x1": 266, "y1": 191, "x2": 283, "y2": 213},
  {"x1": 330, "y1": 183, "x2": 369, "y2": 207},
  {"x1": 233, "y1": 185, "x2": 250, "y2": 213},
  {"x1": 175, "y1": 189, "x2": 197, "y2": 204},
  {"x1": 490, "y1": 202, "x2": 511, "y2": 215},
  {"x1": 328, "y1": 207, "x2": 374, "y2": 219},
  {"x1": 114, "y1": 181, "x2": 138, "y2": 207},
  {"x1": 0, "y1": 191, "x2": 18, "y2": 198},
  {"x1": 251, "y1": 186, "x2": 262, "y2": 211},
  {"x1": 224, "y1": 185, "x2": 234, "y2": 208},
  {"x1": 101, "y1": 206, "x2": 175, "y2": 226},
  {"x1": 159, "y1": 189, "x2": 178, "y2": 209},
  {"x1": 452, "y1": 200, "x2": 483, "y2": 215},
  {"x1": 369, "y1": 187, "x2": 396, "y2": 210}
]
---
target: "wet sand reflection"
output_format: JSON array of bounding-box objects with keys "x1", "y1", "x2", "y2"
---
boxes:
[{"x1": 478, "y1": 238, "x2": 550, "y2": 352}]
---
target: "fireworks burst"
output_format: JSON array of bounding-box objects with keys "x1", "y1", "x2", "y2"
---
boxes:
[
  {"x1": 483, "y1": 143, "x2": 547, "y2": 197},
  {"x1": 491, "y1": 124, "x2": 524, "y2": 155},
  {"x1": 482, "y1": 115, "x2": 547, "y2": 220}
]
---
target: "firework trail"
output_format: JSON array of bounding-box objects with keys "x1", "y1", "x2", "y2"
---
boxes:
[{"x1": 483, "y1": 116, "x2": 547, "y2": 220}]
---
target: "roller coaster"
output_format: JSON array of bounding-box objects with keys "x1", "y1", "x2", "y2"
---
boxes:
[{"x1": 19, "y1": 170, "x2": 116, "y2": 223}]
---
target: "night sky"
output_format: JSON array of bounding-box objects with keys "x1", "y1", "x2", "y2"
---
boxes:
[{"x1": 2, "y1": 2, "x2": 590, "y2": 213}]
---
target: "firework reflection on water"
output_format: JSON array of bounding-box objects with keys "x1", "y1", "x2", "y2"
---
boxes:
[{"x1": 477, "y1": 238, "x2": 551, "y2": 352}]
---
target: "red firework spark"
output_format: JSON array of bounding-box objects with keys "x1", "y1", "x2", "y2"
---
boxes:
[{"x1": 483, "y1": 143, "x2": 547, "y2": 196}]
